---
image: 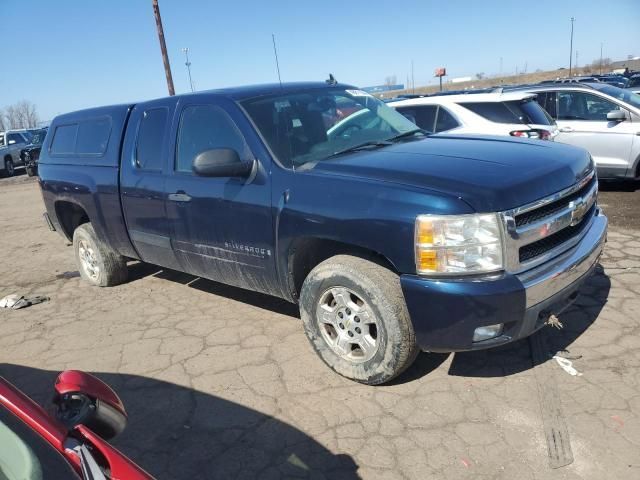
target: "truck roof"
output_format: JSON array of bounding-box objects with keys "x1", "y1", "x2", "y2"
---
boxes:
[
  {"x1": 51, "y1": 82, "x2": 357, "y2": 123},
  {"x1": 203, "y1": 81, "x2": 356, "y2": 101}
]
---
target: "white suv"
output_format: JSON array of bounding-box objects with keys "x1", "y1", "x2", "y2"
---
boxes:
[
  {"x1": 516, "y1": 83, "x2": 640, "y2": 180},
  {"x1": 388, "y1": 91, "x2": 558, "y2": 140}
]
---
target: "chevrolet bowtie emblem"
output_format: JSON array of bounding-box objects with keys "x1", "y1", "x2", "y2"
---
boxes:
[{"x1": 570, "y1": 197, "x2": 588, "y2": 226}]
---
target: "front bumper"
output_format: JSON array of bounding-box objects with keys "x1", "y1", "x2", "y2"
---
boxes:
[{"x1": 401, "y1": 209, "x2": 608, "y2": 352}]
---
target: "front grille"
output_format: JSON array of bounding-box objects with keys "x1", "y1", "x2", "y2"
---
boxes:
[
  {"x1": 515, "y1": 177, "x2": 595, "y2": 227},
  {"x1": 519, "y1": 205, "x2": 595, "y2": 263}
]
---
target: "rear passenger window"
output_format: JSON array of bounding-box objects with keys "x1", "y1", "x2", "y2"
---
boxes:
[
  {"x1": 50, "y1": 124, "x2": 78, "y2": 154},
  {"x1": 136, "y1": 108, "x2": 168, "y2": 171},
  {"x1": 176, "y1": 105, "x2": 249, "y2": 173},
  {"x1": 76, "y1": 117, "x2": 111, "y2": 155},
  {"x1": 435, "y1": 107, "x2": 459, "y2": 132}
]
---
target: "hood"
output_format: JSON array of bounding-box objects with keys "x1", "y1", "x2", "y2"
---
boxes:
[{"x1": 305, "y1": 135, "x2": 593, "y2": 212}]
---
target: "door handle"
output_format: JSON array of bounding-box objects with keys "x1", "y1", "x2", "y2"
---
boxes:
[
  {"x1": 559, "y1": 127, "x2": 574, "y2": 133},
  {"x1": 168, "y1": 192, "x2": 192, "y2": 202}
]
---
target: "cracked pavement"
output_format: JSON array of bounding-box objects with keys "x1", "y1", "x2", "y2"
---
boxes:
[{"x1": 1, "y1": 174, "x2": 639, "y2": 479}]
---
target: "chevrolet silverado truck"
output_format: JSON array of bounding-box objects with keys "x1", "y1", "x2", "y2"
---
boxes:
[{"x1": 38, "y1": 82, "x2": 607, "y2": 385}]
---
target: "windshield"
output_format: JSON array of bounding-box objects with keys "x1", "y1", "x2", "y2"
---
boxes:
[
  {"x1": 30, "y1": 129, "x2": 47, "y2": 145},
  {"x1": 241, "y1": 87, "x2": 419, "y2": 167},
  {"x1": 595, "y1": 84, "x2": 640, "y2": 109},
  {"x1": 0, "y1": 407, "x2": 78, "y2": 480},
  {"x1": 506, "y1": 99, "x2": 555, "y2": 125}
]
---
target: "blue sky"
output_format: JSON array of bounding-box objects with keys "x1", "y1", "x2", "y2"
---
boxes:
[{"x1": 2, "y1": 0, "x2": 638, "y2": 121}]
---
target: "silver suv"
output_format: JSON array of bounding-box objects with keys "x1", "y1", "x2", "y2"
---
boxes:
[
  {"x1": 516, "y1": 83, "x2": 640, "y2": 180},
  {"x1": 0, "y1": 129, "x2": 31, "y2": 177}
]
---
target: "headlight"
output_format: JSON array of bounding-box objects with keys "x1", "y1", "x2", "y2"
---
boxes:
[{"x1": 415, "y1": 213, "x2": 504, "y2": 275}]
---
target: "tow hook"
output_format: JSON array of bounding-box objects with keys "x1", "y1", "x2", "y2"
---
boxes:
[{"x1": 545, "y1": 314, "x2": 564, "y2": 329}]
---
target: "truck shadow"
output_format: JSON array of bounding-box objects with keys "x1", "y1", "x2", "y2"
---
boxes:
[
  {"x1": 598, "y1": 180, "x2": 640, "y2": 192},
  {"x1": 128, "y1": 261, "x2": 611, "y2": 382},
  {"x1": 447, "y1": 265, "x2": 611, "y2": 378},
  {"x1": 0, "y1": 363, "x2": 360, "y2": 480},
  {"x1": 127, "y1": 262, "x2": 300, "y2": 318}
]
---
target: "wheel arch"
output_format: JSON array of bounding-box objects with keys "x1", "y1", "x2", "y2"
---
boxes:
[
  {"x1": 54, "y1": 200, "x2": 90, "y2": 242},
  {"x1": 286, "y1": 237, "x2": 399, "y2": 302}
]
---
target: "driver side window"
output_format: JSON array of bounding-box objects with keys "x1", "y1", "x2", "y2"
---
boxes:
[
  {"x1": 175, "y1": 105, "x2": 249, "y2": 173},
  {"x1": 558, "y1": 92, "x2": 620, "y2": 121},
  {"x1": 7, "y1": 133, "x2": 25, "y2": 144}
]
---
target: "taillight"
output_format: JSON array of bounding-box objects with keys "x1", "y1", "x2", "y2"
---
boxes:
[{"x1": 509, "y1": 129, "x2": 551, "y2": 140}]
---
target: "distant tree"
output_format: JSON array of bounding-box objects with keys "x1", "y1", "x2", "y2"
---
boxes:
[
  {"x1": 384, "y1": 75, "x2": 397, "y2": 86},
  {"x1": 475, "y1": 72, "x2": 485, "y2": 80},
  {"x1": 2, "y1": 101, "x2": 39, "y2": 129},
  {"x1": 535, "y1": 68, "x2": 543, "y2": 73},
  {"x1": 590, "y1": 57, "x2": 612, "y2": 72},
  {"x1": 0, "y1": 109, "x2": 6, "y2": 131}
]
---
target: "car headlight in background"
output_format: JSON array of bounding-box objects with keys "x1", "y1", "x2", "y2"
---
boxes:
[{"x1": 415, "y1": 213, "x2": 504, "y2": 275}]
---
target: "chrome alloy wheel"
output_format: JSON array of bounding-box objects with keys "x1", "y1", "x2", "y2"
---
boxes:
[
  {"x1": 78, "y1": 240, "x2": 100, "y2": 280},
  {"x1": 316, "y1": 287, "x2": 380, "y2": 363}
]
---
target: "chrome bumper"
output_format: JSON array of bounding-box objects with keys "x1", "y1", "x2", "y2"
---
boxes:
[{"x1": 517, "y1": 208, "x2": 607, "y2": 308}]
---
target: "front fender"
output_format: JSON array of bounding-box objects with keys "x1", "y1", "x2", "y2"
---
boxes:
[{"x1": 273, "y1": 169, "x2": 474, "y2": 297}]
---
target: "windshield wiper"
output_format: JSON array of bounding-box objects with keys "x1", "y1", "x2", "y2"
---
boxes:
[
  {"x1": 387, "y1": 128, "x2": 429, "y2": 142},
  {"x1": 327, "y1": 140, "x2": 393, "y2": 159}
]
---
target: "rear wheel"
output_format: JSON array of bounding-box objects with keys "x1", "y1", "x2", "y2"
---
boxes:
[
  {"x1": 3, "y1": 158, "x2": 14, "y2": 177},
  {"x1": 73, "y1": 223, "x2": 128, "y2": 287},
  {"x1": 299, "y1": 255, "x2": 419, "y2": 385}
]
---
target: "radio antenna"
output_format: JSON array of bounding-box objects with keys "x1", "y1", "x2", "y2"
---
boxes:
[{"x1": 272, "y1": 34, "x2": 282, "y2": 87}]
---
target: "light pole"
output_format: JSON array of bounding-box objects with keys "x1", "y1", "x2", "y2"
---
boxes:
[
  {"x1": 411, "y1": 60, "x2": 415, "y2": 93},
  {"x1": 568, "y1": 17, "x2": 575, "y2": 77},
  {"x1": 600, "y1": 43, "x2": 603, "y2": 75},
  {"x1": 182, "y1": 48, "x2": 194, "y2": 92}
]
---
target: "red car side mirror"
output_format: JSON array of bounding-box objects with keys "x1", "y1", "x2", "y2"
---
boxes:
[{"x1": 53, "y1": 370, "x2": 127, "y2": 440}]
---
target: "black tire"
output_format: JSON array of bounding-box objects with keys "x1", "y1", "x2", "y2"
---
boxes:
[
  {"x1": 299, "y1": 255, "x2": 419, "y2": 385},
  {"x1": 25, "y1": 166, "x2": 35, "y2": 177},
  {"x1": 3, "y1": 158, "x2": 14, "y2": 177},
  {"x1": 73, "y1": 223, "x2": 128, "y2": 287}
]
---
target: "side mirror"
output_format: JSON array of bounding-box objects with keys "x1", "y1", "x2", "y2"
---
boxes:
[
  {"x1": 53, "y1": 370, "x2": 127, "y2": 440},
  {"x1": 607, "y1": 110, "x2": 627, "y2": 122},
  {"x1": 192, "y1": 148, "x2": 255, "y2": 178}
]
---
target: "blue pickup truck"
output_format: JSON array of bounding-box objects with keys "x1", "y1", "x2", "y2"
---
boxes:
[{"x1": 38, "y1": 82, "x2": 607, "y2": 384}]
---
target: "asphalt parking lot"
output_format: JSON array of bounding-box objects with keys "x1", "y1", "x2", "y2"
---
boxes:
[{"x1": 1, "y1": 170, "x2": 639, "y2": 480}]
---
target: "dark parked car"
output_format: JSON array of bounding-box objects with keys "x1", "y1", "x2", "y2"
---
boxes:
[
  {"x1": 38, "y1": 82, "x2": 607, "y2": 384},
  {"x1": 20, "y1": 127, "x2": 48, "y2": 176},
  {"x1": 626, "y1": 73, "x2": 640, "y2": 89}
]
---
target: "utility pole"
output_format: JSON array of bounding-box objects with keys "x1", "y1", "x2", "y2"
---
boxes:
[
  {"x1": 182, "y1": 48, "x2": 194, "y2": 92},
  {"x1": 271, "y1": 34, "x2": 282, "y2": 87},
  {"x1": 600, "y1": 43, "x2": 603, "y2": 75},
  {"x1": 575, "y1": 50, "x2": 579, "y2": 71},
  {"x1": 568, "y1": 17, "x2": 575, "y2": 77},
  {"x1": 411, "y1": 60, "x2": 415, "y2": 93},
  {"x1": 152, "y1": 0, "x2": 175, "y2": 96}
]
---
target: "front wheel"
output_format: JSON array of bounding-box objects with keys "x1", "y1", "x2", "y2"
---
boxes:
[
  {"x1": 3, "y1": 159, "x2": 14, "y2": 177},
  {"x1": 299, "y1": 255, "x2": 419, "y2": 385},
  {"x1": 73, "y1": 223, "x2": 128, "y2": 287},
  {"x1": 25, "y1": 166, "x2": 35, "y2": 177}
]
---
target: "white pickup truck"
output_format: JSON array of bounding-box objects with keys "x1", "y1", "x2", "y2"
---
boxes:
[{"x1": 0, "y1": 130, "x2": 31, "y2": 177}]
